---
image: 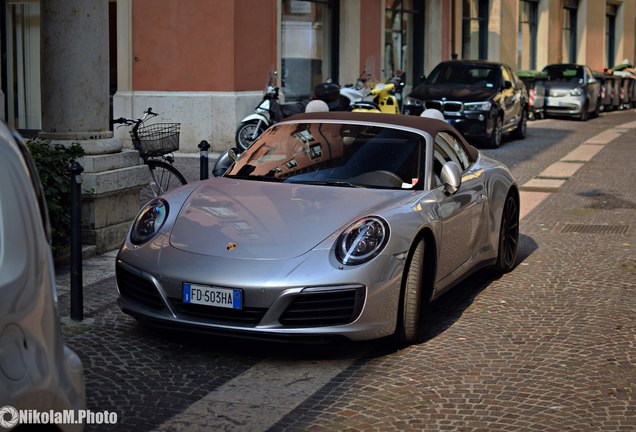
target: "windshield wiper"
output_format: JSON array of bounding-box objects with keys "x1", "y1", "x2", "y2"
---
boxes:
[
  {"x1": 225, "y1": 175, "x2": 282, "y2": 182},
  {"x1": 291, "y1": 179, "x2": 362, "y2": 188}
]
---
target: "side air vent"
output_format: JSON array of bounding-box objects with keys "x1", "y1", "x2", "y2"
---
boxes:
[
  {"x1": 279, "y1": 287, "x2": 365, "y2": 327},
  {"x1": 116, "y1": 266, "x2": 165, "y2": 310}
]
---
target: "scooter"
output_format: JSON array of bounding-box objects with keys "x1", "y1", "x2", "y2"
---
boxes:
[
  {"x1": 234, "y1": 70, "x2": 309, "y2": 151},
  {"x1": 342, "y1": 67, "x2": 403, "y2": 114},
  {"x1": 351, "y1": 81, "x2": 400, "y2": 114}
]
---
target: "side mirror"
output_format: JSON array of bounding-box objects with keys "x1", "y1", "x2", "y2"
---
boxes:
[
  {"x1": 228, "y1": 147, "x2": 241, "y2": 162},
  {"x1": 440, "y1": 161, "x2": 462, "y2": 195},
  {"x1": 504, "y1": 80, "x2": 513, "y2": 90}
]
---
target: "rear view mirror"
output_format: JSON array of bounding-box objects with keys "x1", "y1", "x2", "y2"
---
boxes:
[
  {"x1": 228, "y1": 147, "x2": 241, "y2": 162},
  {"x1": 440, "y1": 161, "x2": 462, "y2": 195}
]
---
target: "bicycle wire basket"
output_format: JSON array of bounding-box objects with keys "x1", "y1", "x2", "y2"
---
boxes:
[{"x1": 130, "y1": 122, "x2": 180, "y2": 157}]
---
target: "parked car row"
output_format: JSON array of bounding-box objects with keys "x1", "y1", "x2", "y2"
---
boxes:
[
  {"x1": 402, "y1": 60, "x2": 636, "y2": 148},
  {"x1": 518, "y1": 64, "x2": 636, "y2": 121}
]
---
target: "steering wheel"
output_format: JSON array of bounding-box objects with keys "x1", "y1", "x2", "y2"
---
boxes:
[{"x1": 351, "y1": 170, "x2": 403, "y2": 188}]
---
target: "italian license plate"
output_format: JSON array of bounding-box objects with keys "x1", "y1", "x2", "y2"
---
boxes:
[{"x1": 182, "y1": 283, "x2": 242, "y2": 310}]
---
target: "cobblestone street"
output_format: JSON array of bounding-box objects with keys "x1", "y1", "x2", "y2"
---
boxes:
[{"x1": 55, "y1": 112, "x2": 635, "y2": 431}]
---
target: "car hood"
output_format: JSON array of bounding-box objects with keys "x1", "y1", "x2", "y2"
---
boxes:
[
  {"x1": 169, "y1": 178, "x2": 400, "y2": 260},
  {"x1": 408, "y1": 84, "x2": 496, "y2": 102}
]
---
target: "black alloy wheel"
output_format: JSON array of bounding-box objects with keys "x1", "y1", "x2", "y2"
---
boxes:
[
  {"x1": 488, "y1": 115, "x2": 503, "y2": 148},
  {"x1": 494, "y1": 193, "x2": 519, "y2": 273},
  {"x1": 511, "y1": 108, "x2": 528, "y2": 140}
]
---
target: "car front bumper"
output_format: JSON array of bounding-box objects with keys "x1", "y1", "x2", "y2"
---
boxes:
[
  {"x1": 544, "y1": 95, "x2": 586, "y2": 116},
  {"x1": 445, "y1": 114, "x2": 492, "y2": 140},
  {"x1": 115, "y1": 240, "x2": 406, "y2": 341},
  {"x1": 402, "y1": 104, "x2": 493, "y2": 140}
]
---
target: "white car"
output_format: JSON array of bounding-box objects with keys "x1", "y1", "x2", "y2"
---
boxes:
[{"x1": 0, "y1": 122, "x2": 85, "y2": 430}]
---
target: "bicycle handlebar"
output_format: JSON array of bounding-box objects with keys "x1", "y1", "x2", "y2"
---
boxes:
[{"x1": 112, "y1": 107, "x2": 158, "y2": 127}]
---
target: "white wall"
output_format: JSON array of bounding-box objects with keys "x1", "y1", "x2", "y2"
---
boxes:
[{"x1": 113, "y1": 91, "x2": 262, "y2": 153}]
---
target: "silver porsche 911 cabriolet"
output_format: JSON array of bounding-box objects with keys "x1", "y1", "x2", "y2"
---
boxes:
[{"x1": 116, "y1": 112, "x2": 519, "y2": 345}]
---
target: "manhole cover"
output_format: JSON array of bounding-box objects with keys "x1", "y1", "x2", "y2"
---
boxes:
[{"x1": 561, "y1": 224, "x2": 630, "y2": 235}]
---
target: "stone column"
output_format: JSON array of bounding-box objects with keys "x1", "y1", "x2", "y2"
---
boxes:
[{"x1": 40, "y1": 0, "x2": 147, "y2": 253}]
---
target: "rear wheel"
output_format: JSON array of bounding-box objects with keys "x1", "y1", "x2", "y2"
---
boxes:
[
  {"x1": 395, "y1": 239, "x2": 427, "y2": 346},
  {"x1": 235, "y1": 120, "x2": 266, "y2": 151},
  {"x1": 493, "y1": 193, "x2": 519, "y2": 274},
  {"x1": 140, "y1": 160, "x2": 187, "y2": 203}
]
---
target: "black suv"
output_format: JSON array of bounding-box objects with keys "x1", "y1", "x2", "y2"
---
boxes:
[{"x1": 402, "y1": 60, "x2": 528, "y2": 147}]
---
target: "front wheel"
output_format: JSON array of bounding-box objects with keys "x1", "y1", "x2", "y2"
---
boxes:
[
  {"x1": 486, "y1": 115, "x2": 503, "y2": 148},
  {"x1": 140, "y1": 160, "x2": 187, "y2": 203},
  {"x1": 235, "y1": 120, "x2": 266, "y2": 151},
  {"x1": 511, "y1": 108, "x2": 527, "y2": 140},
  {"x1": 579, "y1": 101, "x2": 590, "y2": 121},
  {"x1": 395, "y1": 238, "x2": 427, "y2": 346}
]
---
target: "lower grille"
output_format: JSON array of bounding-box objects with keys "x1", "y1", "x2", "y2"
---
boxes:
[
  {"x1": 279, "y1": 287, "x2": 365, "y2": 327},
  {"x1": 116, "y1": 266, "x2": 165, "y2": 310},
  {"x1": 170, "y1": 299, "x2": 267, "y2": 325}
]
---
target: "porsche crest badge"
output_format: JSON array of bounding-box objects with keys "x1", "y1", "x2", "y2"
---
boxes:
[{"x1": 226, "y1": 242, "x2": 237, "y2": 251}]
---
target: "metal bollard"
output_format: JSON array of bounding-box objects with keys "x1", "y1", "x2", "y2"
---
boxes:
[
  {"x1": 198, "y1": 140, "x2": 211, "y2": 180},
  {"x1": 70, "y1": 162, "x2": 84, "y2": 321}
]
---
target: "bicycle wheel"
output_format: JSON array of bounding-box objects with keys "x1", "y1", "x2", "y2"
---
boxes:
[{"x1": 140, "y1": 160, "x2": 187, "y2": 203}]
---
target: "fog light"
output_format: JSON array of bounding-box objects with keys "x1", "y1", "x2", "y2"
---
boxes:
[{"x1": 478, "y1": 114, "x2": 485, "y2": 121}]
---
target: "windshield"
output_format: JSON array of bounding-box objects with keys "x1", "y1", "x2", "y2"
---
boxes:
[
  {"x1": 543, "y1": 66, "x2": 584, "y2": 83},
  {"x1": 225, "y1": 122, "x2": 425, "y2": 190},
  {"x1": 427, "y1": 64, "x2": 500, "y2": 89}
]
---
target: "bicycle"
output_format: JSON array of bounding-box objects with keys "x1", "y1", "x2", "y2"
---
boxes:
[{"x1": 113, "y1": 108, "x2": 187, "y2": 202}]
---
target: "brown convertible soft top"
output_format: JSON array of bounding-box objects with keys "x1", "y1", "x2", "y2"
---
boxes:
[{"x1": 286, "y1": 111, "x2": 479, "y2": 162}]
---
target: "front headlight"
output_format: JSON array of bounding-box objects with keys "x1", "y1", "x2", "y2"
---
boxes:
[
  {"x1": 131, "y1": 198, "x2": 169, "y2": 245},
  {"x1": 404, "y1": 96, "x2": 423, "y2": 106},
  {"x1": 464, "y1": 101, "x2": 492, "y2": 111},
  {"x1": 570, "y1": 87, "x2": 584, "y2": 96},
  {"x1": 336, "y1": 217, "x2": 389, "y2": 265}
]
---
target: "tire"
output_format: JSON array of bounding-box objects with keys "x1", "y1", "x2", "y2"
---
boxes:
[
  {"x1": 235, "y1": 120, "x2": 266, "y2": 151},
  {"x1": 579, "y1": 101, "x2": 589, "y2": 121},
  {"x1": 511, "y1": 108, "x2": 528, "y2": 140},
  {"x1": 396, "y1": 238, "x2": 427, "y2": 346},
  {"x1": 487, "y1": 115, "x2": 503, "y2": 148},
  {"x1": 591, "y1": 98, "x2": 601, "y2": 118},
  {"x1": 493, "y1": 193, "x2": 519, "y2": 274},
  {"x1": 140, "y1": 160, "x2": 187, "y2": 203}
]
